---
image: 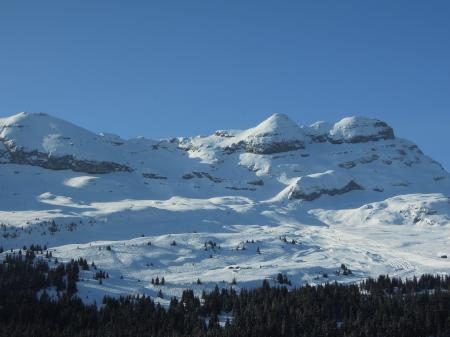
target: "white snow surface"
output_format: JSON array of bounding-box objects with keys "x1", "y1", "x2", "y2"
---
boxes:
[
  {"x1": 328, "y1": 116, "x2": 393, "y2": 142},
  {"x1": 0, "y1": 112, "x2": 449, "y2": 303}
]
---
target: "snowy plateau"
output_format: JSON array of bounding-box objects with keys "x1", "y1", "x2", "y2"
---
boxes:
[{"x1": 0, "y1": 111, "x2": 449, "y2": 304}]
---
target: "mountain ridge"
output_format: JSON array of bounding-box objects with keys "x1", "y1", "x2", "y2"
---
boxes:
[{"x1": 0, "y1": 111, "x2": 449, "y2": 304}]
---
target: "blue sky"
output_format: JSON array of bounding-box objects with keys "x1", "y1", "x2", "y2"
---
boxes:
[{"x1": 1, "y1": 1, "x2": 450, "y2": 168}]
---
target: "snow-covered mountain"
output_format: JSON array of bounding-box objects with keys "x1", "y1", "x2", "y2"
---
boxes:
[{"x1": 1, "y1": 112, "x2": 449, "y2": 303}]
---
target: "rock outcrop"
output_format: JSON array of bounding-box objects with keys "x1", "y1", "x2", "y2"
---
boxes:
[
  {"x1": 288, "y1": 170, "x2": 364, "y2": 201},
  {"x1": 223, "y1": 139, "x2": 304, "y2": 155},
  {"x1": 3, "y1": 147, "x2": 132, "y2": 173},
  {"x1": 328, "y1": 117, "x2": 395, "y2": 144}
]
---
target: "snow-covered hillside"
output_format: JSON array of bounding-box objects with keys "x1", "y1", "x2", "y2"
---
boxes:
[{"x1": 1, "y1": 112, "x2": 449, "y2": 302}]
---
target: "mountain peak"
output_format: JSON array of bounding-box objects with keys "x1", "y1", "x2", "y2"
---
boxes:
[
  {"x1": 252, "y1": 113, "x2": 301, "y2": 136},
  {"x1": 0, "y1": 112, "x2": 98, "y2": 153},
  {"x1": 1, "y1": 111, "x2": 50, "y2": 124},
  {"x1": 0, "y1": 112, "x2": 133, "y2": 173}
]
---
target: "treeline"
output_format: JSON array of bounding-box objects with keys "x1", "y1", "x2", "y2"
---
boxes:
[
  {"x1": 0, "y1": 251, "x2": 449, "y2": 337},
  {"x1": 201, "y1": 276, "x2": 450, "y2": 337}
]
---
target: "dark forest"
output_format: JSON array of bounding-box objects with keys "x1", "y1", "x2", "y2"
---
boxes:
[{"x1": 0, "y1": 250, "x2": 449, "y2": 337}]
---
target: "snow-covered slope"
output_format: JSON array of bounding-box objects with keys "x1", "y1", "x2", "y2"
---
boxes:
[{"x1": 1, "y1": 112, "x2": 449, "y2": 302}]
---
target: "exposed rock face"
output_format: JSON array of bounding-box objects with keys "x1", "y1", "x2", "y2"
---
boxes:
[
  {"x1": 248, "y1": 140, "x2": 305, "y2": 154},
  {"x1": 339, "y1": 161, "x2": 357, "y2": 169},
  {"x1": 359, "y1": 154, "x2": 379, "y2": 164},
  {"x1": 182, "y1": 171, "x2": 223, "y2": 183},
  {"x1": 4, "y1": 148, "x2": 132, "y2": 174},
  {"x1": 288, "y1": 170, "x2": 364, "y2": 201},
  {"x1": 142, "y1": 173, "x2": 167, "y2": 179},
  {"x1": 224, "y1": 139, "x2": 304, "y2": 155},
  {"x1": 247, "y1": 179, "x2": 264, "y2": 186},
  {"x1": 289, "y1": 180, "x2": 363, "y2": 201},
  {"x1": 225, "y1": 186, "x2": 256, "y2": 191},
  {"x1": 0, "y1": 142, "x2": 11, "y2": 163}
]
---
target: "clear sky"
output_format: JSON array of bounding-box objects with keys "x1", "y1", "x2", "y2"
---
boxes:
[{"x1": 1, "y1": 1, "x2": 449, "y2": 169}]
